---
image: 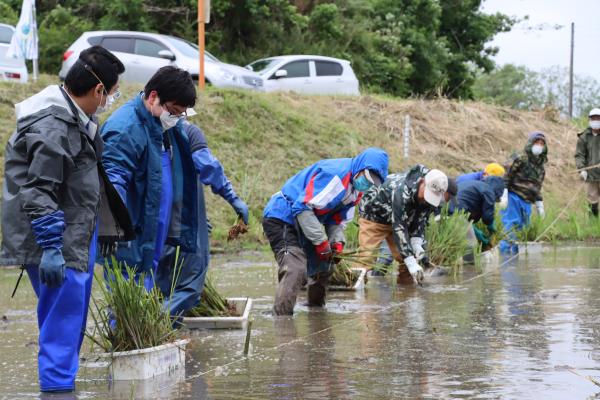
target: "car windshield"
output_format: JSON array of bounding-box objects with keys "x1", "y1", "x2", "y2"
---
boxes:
[
  {"x1": 165, "y1": 36, "x2": 218, "y2": 62},
  {"x1": 0, "y1": 26, "x2": 14, "y2": 44},
  {"x1": 246, "y1": 58, "x2": 279, "y2": 74}
]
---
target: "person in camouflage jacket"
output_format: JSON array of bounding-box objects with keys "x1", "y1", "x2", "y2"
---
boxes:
[
  {"x1": 358, "y1": 165, "x2": 448, "y2": 285},
  {"x1": 499, "y1": 131, "x2": 548, "y2": 253},
  {"x1": 575, "y1": 108, "x2": 600, "y2": 217}
]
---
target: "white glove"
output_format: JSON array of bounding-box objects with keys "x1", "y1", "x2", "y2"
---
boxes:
[
  {"x1": 434, "y1": 214, "x2": 441, "y2": 223},
  {"x1": 410, "y1": 237, "x2": 425, "y2": 261},
  {"x1": 580, "y1": 170, "x2": 588, "y2": 181},
  {"x1": 404, "y1": 256, "x2": 424, "y2": 285},
  {"x1": 499, "y1": 189, "x2": 508, "y2": 210},
  {"x1": 535, "y1": 201, "x2": 545, "y2": 218}
]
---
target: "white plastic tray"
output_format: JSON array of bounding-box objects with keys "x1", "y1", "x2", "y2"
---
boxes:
[
  {"x1": 182, "y1": 297, "x2": 252, "y2": 330},
  {"x1": 480, "y1": 247, "x2": 500, "y2": 264},
  {"x1": 98, "y1": 339, "x2": 189, "y2": 381},
  {"x1": 517, "y1": 241, "x2": 544, "y2": 253}
]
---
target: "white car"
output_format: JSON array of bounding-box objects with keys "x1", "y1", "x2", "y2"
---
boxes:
[
  {"x1": 59, "y1": 31, "x2": 264, "y2": 91},
  {"x1": 246, "y1": 55, "x2": 359, "y2": 95},
  {"x1": 0, "y1": 23, "x2": 28, "y2": 83}
]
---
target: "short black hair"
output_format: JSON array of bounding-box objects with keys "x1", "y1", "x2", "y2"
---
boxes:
[
  {"x1": 144, "y1": 66, "x2": 196, "y2": 108},
  {"x1": 446, "y1": 177, "x2": 458, "y2": 197},
  {"x1": 64, "y1": 46, "x2": 125, "y2": 96}
]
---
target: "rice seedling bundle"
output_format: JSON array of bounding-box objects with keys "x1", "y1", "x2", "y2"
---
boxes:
[
  {"x1": 516, "y1": 213, "x2": 546, "y2": 242},
  {"x1": 425, "y1": 209, "x2": 471, "y2": 269},
  {"x1": 474, "y1": 211, "x2": 505, "y2": 250},
  {"x1": 187, "y1": 275, "x2": 232, "y2": 317},
  {"x1": 228, "y1": 220, "x2": 248, "y2": 241},
  {"x1": 329, "y1": 260, "x2": 359, "y2": 287},
  {"x1": 88, "y1": 263, "x2": 177, "y2": 353}
]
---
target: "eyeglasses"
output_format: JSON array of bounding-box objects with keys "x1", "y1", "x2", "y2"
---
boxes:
[{"x1": 163, "y1": 105, "x2": 187, "y2": 118}]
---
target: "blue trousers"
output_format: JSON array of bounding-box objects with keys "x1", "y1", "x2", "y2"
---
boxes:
[
  {"x1": 499, "y1": 191, "x2": 532, "y2": 253},
  {"x1": 156, "y1": 183, "x2": 209, "y2": 318},
  {"x1": 156, "y1": 245, "x2": 209, "y2": 317},
  {"x1": 26, "y1": 228, "x2": 97, "y2": 392}
]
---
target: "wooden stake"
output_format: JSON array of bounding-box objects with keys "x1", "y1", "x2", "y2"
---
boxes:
[{"x1": 198, "y1": 0, "x2": 205, "y2": 91}]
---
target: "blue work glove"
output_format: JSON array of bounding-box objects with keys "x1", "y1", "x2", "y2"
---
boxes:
[
  {"x1": 39, "y1": 248, "x2": 66, "y2": 288},
  {"x1": 230, "y1": 198, "x2": 249, "y2": 224}
]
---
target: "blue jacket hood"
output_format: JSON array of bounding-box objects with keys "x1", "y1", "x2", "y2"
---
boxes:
[
  {"x1": 483, "y1": 176, "x2": 505, "y2": 201},
  {"x1": 350, "y1": 148, "x2": 389, "y2": 182}
]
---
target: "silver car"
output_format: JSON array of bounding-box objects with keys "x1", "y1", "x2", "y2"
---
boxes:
[
  {"x1": 246, "y1": 55, "x2": 359, "y2": 96},
  {"x1": 0, "y1": 23, "x2": 28, "y2": 83},
  {"x1": 59, "y1": 31, "x2": 263, "y2": 90}
]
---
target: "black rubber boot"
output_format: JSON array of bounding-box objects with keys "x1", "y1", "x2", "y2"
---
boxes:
[{"x1": 590, "y1": 203, "x2": 598, "y2": 217}]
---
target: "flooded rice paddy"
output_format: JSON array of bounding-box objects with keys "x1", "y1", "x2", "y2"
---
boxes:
[{"x1": 1, "y1": 244, "x2": 600, "y2": 399}]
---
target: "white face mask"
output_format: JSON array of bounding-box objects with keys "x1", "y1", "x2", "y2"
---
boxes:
[
  {"x1": 96, "y1": 92, "x2": 116, "y2": 114},
  {"x1": 159, "y1": 110, "x2": 183, "y2": 131},
  {"x1": 590, "y1": 120, "x2": 600, "y2": 131},
  {"x1": 152, "y1": 96, "x2": 184, "y2": 131},
  {"x1": 531, "y1": 144, "x2": 544, "y2": 156}
]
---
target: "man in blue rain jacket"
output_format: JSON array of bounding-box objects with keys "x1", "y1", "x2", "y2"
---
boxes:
[
  {"x1": 99, "y1": 67, "x2": 199, "y2": 289},
  {"x1": 156, "y1": 122, "x2": 249, "y2": 317},
  {"x1": 263, "y1": 148, "x2": 389, "y2": 315},
  {"x1": 450, "y1": 176, "x2": 505, "y2": 250}
]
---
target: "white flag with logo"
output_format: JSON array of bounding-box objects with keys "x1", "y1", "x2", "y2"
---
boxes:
[{"x1": 7, "y1": 0, "x2": 38, "y2": 60}]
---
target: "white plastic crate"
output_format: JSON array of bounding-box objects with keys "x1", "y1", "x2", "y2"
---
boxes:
[
  {"x1": 183, "y1": 297, "x2": 253, "y2": 330},
  {"x1": 100, "y1": 339, "x2": 189, "y2": 381},
  {"x1": 480, "y1": 247, "x2": 500, "y2": 264},
  {"x1": 517, "y1": 241, "x2": 544, "y2": 253}
]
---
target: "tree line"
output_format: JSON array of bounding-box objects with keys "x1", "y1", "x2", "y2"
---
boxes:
[{"x1": 0, "y1": 0, "x2": 513, "y2": 99}]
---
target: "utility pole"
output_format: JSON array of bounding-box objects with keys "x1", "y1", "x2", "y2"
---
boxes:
[{"x1": 568, "y1": 22, "x2": 574, "y2": 118}]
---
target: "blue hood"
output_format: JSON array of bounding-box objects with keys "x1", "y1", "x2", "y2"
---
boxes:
[
  {"x1": 350, "y1": 148, "x2": 389, "y2": 183},
  {"x1": 484, "y1": 176, "x2": 505, "y2": 201}
]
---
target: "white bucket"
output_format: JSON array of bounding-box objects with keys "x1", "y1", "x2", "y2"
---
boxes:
[
  {"x1": 99, "y1": 339, "x2": 189, "y2": 381},
  {"x1": 183, "y1": 297, "x2": 253, "y2": 330}
]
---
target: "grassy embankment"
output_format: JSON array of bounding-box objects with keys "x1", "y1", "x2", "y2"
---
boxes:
[{"x1": 0, "y1": 75, "x2": 596, "y2": 253}]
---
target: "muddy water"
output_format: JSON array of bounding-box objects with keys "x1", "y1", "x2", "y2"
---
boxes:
[{"x1": 1, "y1": 245, "x2": 600, "y2": 399}]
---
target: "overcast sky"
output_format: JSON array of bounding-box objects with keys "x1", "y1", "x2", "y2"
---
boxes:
[{"x1": 482, "y1": 0, "x2": 600, "y2": 82}]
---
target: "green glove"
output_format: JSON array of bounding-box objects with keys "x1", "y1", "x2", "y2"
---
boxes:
[
  {"x1": 473, "y1": 226, "x2": 490, "y2": 246},
  {"x1": 487, "y1": 221, "x2": 497, "y2": 234}
]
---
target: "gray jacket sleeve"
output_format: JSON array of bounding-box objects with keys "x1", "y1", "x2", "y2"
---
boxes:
[
  {"x1": 326, "y1": 224, "x2": 345, "y2": 244},
  {"x1": 20, "y1": 126, "x2": 69, "y2": 220},
  {"x1": 296, "y1": 210, "x2": 328, "y2": 245}
]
